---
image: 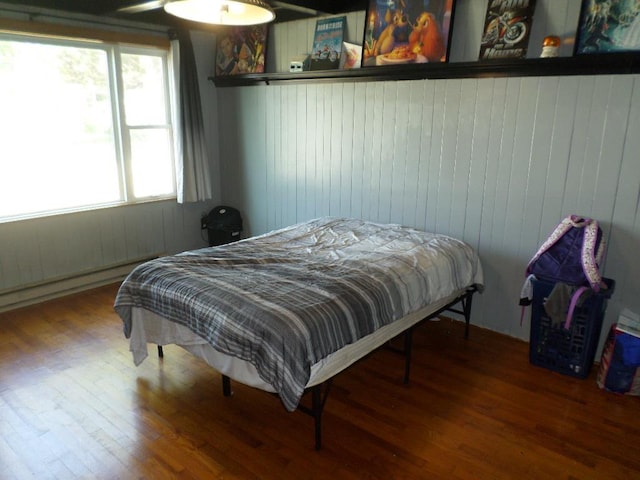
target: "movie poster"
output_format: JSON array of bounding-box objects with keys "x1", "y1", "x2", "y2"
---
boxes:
[
  {"x1": 309, "y1": 16, "x2": 346, "y2": 71},
  {"x1": 479, "y1": 0, "x2": 537, "y2": 60},
  {"x1": 362, "y1": 0, "x2": 456, "y2": 66},
  {"x1": 575, "y1": 0, "x2": 640, "y2": 54},
  {"x1": 215, "y1": 25, "x2": 267, "y2": 76}
]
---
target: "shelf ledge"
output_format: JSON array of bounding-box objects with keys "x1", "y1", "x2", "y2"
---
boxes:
[{"x1": 210, "y1": 53, "x2": 640, "y2": 87}]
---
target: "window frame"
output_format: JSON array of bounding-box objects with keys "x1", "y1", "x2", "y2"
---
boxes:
[{"x1": 0, "y1": 22, "x2": 176, "y2": 223}]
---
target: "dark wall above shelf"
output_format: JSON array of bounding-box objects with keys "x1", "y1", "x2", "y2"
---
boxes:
[{"x1": 210, "y1": 53, "x2": 640, "y2": 87}]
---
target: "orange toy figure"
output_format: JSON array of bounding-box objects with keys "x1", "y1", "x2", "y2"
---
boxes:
[{"x1": 409, "y1": 12, "x2": 445, "y2": 62}]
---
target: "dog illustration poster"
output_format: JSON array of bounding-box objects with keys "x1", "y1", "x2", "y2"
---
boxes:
[
  {"x1": 479, "y1": 0, "x2": 537, "y2": 60},
  {"x1": 309, "y1": 16, "x2": 346, "y2": 70},
  {"x1": 362, "y1": 0, "x2": 456, "y2": 66},
  {"x1": 575, "y1": 0, "x2": 640, "y2": 54}
]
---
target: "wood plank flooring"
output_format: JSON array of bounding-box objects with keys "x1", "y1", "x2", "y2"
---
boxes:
[{"x1": 1, "y1": 284, "x2": 638, "y2": 479}]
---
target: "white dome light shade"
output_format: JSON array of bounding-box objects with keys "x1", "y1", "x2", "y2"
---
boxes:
[{"x1": 164, "y1": 0, "x2": 275, "y2": 26}]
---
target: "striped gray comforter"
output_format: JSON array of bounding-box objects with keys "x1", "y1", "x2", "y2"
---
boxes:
[{"x1": 114, "y1": 217, "x2": 483, "y2": 411}]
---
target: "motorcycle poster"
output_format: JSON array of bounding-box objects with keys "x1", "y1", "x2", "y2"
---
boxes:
[
  {"x1": 479, "y1": 0, "x2": 537, "y2": 60},
  {"x1": 309, "y1": 16, "x2": 346, "y2": 71}
]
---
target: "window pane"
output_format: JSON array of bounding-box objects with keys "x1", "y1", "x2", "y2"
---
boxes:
[
  {"x1": 0, "y1": 36, "x2": 175, "y2": 222},
  {"x1": 130, "y1": 128, "x2": 174, "y2": 198},
  {"x1": 122, "y1": 53, "x2": 167, "y2": 126},
  {"x1": 0, "y1": 40, "x2": 120, "y2": 217}
]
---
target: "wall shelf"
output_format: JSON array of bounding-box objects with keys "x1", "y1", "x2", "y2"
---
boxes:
[{"x1": 210, "y1": 53, "x2": 640, "y2": 87}]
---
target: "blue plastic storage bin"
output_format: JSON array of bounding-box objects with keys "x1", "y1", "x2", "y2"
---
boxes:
[
  {"x1": 529, "y1": 277, "x2": 615, "y2": 378},
  {"x1": 597, "y1": 325, "x2": 640, "y2": 395}
]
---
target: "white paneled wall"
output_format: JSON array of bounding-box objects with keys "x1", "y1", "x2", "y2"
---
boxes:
[
  {"x1": 0, "y1": 201, "x2": 212, "y2": 308},
  {"x1": 217, "y1": 0, "x2": 640, "y2": 352}
]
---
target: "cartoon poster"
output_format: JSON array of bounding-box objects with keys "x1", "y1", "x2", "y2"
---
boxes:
[
  {"x1": 309, "y1": 16, "x2": 346, "y2": 71},
  {"x1": 215, "y1": 25, "x2": 267, "y2": 76},
  {"x1": 479, "y1": 0, "x2": 537, "y2": 60},
  {"x1": 362, "y1": 0, "x2": 456, "y2": 66},
  {"x1": 575, "y1": 0, "x2": 640, "y2": 54}
]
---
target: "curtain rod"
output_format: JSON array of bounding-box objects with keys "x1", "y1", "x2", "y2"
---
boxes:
[{"x1": 0, "y1": 1, "x2": 170, "y2": 36}]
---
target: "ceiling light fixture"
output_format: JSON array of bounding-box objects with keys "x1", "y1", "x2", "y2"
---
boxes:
[{"x1": 164, "y1": 0, "x2": 275, "y2": 26}]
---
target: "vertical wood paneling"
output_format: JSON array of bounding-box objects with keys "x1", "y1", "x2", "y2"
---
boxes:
[
  {"x1": 0, "y1": 201, "x2": 211, "y2": 293},
  {"x1": 425, "y1": 81, "x2": 446, "y2": 233},
  {"x1": 303, "y1": 85, "x2": 317, "y2": 220},
  {"x1": 580, "y1": 77, "x2": 612, "y2": 214},
  {"x1": 562, "y1": 78, "x2": 590, "y2": 214},
  {"x1": 476, "y1": 78, "x2": 507, "y2": 331},
  {"x1": 329, "y1": 84, "x2": 343, "y2": 216},
  {"x1": 538, "y1": 77, "x2": 576, "y2": 243},
  {"x1": 390, "y1": 84, "x2": 409, "y2": 224},
  {"x1": 295, "y1": 84, "x2": 307, "y2": 221},
  {"x1": 350, "y1": 81, "x2": 367, "y2": 220},
  {"x1": 365, "y1": 82, "x2": 384, "y2": 221},
  {"x1": 244, "y1": 87, "x2": 269, "y2": 235},
  {"x1": 315, "y1": 83, "x2": 325, "y2": 218},
  {"x1": 264, "y1": 85, "x2": 276, "y2": 231},
  {"x1": 464, "y1": 78, "x2": 493, "y2": 247},
  {"x1": 319, "y1": 83, "x2": 332, "y2": 218},
  {"x1": 519, "y1": 78, "x2": 554, "y2": 257},
  {"x1": 402, "y1": 81, "x2": 424, "y2": 228},
  {"x1": 217, "y1": 71, "x2": 640, "y2": 344},
  {"x1": 435, "y1": 80, "x2": 459, "y2": 235},
  {"x1": 414, "y1": 81, "x2": 433, "y2": 231},
  {"x1": 339, "y1": 83, "x2": 356, "y2": 218},
  {"x1": 594, "y1": 76, "x2": 632, "y2": 224},
  {"x1": 376, "y1": 83, "x2": 396, "y2": 222},
  {"x1": 451, "y1": 79, "x2": 475, "y2": 241}
]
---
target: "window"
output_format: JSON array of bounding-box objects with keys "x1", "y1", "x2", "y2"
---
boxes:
[{"x1": 0, "y1": 31, "x2": 175, "y2": 221}]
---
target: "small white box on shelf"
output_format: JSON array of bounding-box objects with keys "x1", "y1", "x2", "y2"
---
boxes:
[{"x1": 289, "y1": 55, "x2": 309, "y2": 73}]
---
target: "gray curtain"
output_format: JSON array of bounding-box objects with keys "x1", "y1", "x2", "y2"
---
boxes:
[{"x1": 171, "y1": 29, "x2": 213, "y2": 203}]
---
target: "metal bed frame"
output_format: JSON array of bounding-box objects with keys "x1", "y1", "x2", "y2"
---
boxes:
[{"x1": 156, "y1": 285, "x2": 477, "y2": 450}]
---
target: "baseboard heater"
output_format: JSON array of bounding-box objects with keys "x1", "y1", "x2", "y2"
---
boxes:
[{"x1": 0, "y1": 255, "x2": 160, "y2": 313}]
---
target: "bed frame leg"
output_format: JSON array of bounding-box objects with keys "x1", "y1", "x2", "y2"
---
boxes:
[
  {"x1": 462, "y1": 289, "x2": 474, "y2": 339},
  {"x1": 297, "y1": 380, "x2": 332, "y2": 450},
  {"x1": 222, "y1": 374, "x2": 232, "y2": 397},
  {"x1": 403, "y1": 328, "x2": 413, "y2": 384},
  {"x1": 312, "y1": 386, "x2": 323, "y2": 450}
]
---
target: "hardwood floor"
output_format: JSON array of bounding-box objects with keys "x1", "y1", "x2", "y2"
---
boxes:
[{"x1": 1, "y1": 284, "x2": 638, "y2": 479}]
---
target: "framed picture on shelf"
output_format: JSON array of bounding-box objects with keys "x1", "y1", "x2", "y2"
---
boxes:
[
  {"x1": 215, "y1": 25, "x2": 267, "y2": 76},
  {"x1": 575, "y1": 0, "x2": 640, "y2": 55},
  {"x1": 309, "y1": 16, "x2": 346, "y2": 71},
  {"x1": 340, "y1": 42, "x2": 363, "y2": 69},
  {"x1": 478, "y1": 0, "x2": 537, "y2": 60},
  {"x1": 362, "y1": 0, "x2": 456, "y2": 67}
]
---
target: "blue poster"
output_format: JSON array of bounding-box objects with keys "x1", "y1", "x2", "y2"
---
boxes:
[
  {"x1": 310, "y1": 16, "x2": 346, "y2": 70},
  {"x1": 576, "y1": 0, "x2": 640, "y2": 54}
]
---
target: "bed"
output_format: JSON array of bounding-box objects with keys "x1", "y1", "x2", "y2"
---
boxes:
[{"x1": 114, "y1": 217, "x2": 483, "y2": 448}]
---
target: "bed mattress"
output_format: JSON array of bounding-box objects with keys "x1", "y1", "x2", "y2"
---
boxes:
[{"x1": 115, "y1": 217, "x2": 483, "y2": 411}]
